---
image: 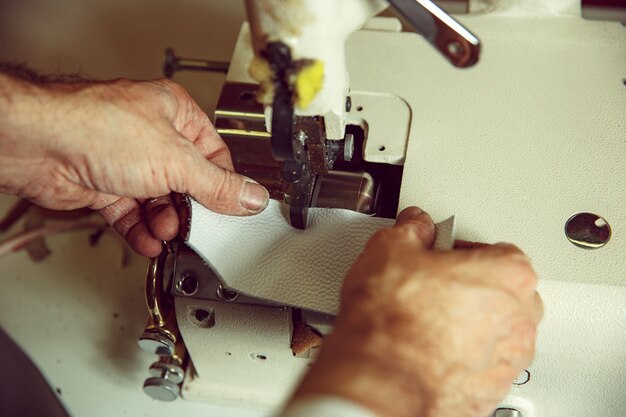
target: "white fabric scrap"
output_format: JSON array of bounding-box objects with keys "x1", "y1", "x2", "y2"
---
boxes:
[{"x1": 186, "y1": 199, "x2": 454, "y2": 315}]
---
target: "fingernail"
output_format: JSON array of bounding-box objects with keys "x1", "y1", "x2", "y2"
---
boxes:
[
  {"x1": 240, "y1": 181, "x2": 269, "y2": 212},
  {"x1": 396, "y1": 206, "x2": 424, "y2": 223}
]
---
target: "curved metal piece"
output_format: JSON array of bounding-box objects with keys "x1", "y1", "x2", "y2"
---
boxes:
[
  {"x1": 145, "y1": 253, "x2": 167, "y2": 328},
  {"x1": 387, "y1": 0, "x2": 480, "y2": 67}
]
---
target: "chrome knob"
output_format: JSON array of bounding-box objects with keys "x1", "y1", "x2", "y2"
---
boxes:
[
  {"x1": 137, "y1": 329, "x2": 175, "y2": 356},
  {"x1": 143, "y1": 377, "x2": 180, "y2": 402},
  {"x1": 142, "y1": 359, "x2": 185, "y2": 401}
]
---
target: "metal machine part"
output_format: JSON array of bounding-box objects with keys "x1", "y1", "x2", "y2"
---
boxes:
[
  {"x1": 387, "y1": 0, "x2": 480, "y2": 67},
  {"x1": 162, "y1": 48, "x2": 229, "y2": 78},
  {"x1": 564, "y1": 212, "x2": 611, "y2": 249},
  {"x1": 311, "y1": 171, "x2": 378, "y2": 214},
  {"x1": 242, "y1": 0, "x2": 480, "y2": 229},
  {"x1": 213, "y1": 82, "x2": 389, "y2": 223},
  {"x1": 143, "y1": 346, "x2": 187, "y2": 402},
  {"x1": 493, "y1": 409, "x2": 523, "y2": 417},
  {"x1": 138, "y1": 249, "x2": 178, "y2": 356},
  {"x1": 138, "y1": 244, "x2": 189, "y2": 401}
]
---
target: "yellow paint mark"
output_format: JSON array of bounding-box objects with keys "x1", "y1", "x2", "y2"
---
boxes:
[{"x1": 295, "y1": 60, "x2": 324, "y2": 109}]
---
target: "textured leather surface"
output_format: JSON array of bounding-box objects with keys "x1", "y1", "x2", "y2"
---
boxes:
[{"x1": 186, "y1": 199, "x2": 454, "y2": 315}]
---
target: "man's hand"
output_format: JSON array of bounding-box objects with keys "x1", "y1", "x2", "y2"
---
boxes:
[
  {"x1": 292, "y1": 207, "x2": 543, "y2": 417},
  {"x1": 0, "y1": 75, "x2": 269, "y2": 256}
]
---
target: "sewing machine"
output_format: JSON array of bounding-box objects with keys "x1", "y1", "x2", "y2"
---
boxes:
[{"x1": 137, "y1": 1, "x2": 626, "y2": 416}]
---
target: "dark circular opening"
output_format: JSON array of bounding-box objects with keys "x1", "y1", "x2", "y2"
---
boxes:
[
  {"x1": 239, "y1": 91, "x2": 255, "y2": 101},
  {"x1": 194, "y1": 309, "x2": 210, "y2": 322},
  {"x1": 356, "y1": 106, "x2": 363, "y2": 112},
  {"x1": 256, "y1": 354, "x2": 267, "y2": 361},
  {"x1": 180, "y1": 275, "x2": 198, "y2": 295},
  {"x1": 378, "y1": 145, "x2": 386, "y2": 151},
  {"x1": 565, "y1": 212, "x2": 611, "y2": 249}
]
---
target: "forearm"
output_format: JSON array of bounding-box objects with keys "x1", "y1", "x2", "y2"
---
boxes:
[{"x1": 0, "y1": 72, "x2": 49, "y2": 195}]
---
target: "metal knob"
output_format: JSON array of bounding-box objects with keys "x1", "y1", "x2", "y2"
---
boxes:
[
  {"x1": 137, "y1": 329, "x2": 176, "y2": 356},
  {"x1": 143, "y1": 377, "x2": 180, "y2": 402},
  {"x1": 142, "y1": 360, "x2": 185, "y2": 402}
]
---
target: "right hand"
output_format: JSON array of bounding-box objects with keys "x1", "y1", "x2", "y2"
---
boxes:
[{"x1": 292, "y1": 207, "x2": 543, "y2": 417}]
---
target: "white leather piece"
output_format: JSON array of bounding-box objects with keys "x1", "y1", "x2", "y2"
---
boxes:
[{"x1": 186, "y1": 199, "x2": 454, "y2": 315}]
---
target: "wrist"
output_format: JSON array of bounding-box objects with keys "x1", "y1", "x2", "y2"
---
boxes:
[
  {"x1": 293, "y1": 329, "x2": 430, "y2": 417},
  {"x1": 0, "y1": 73, "x2": 76, "y2": 196}
]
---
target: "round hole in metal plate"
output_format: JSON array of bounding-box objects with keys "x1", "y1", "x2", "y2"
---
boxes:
[
  {"x1": 565, "y1": 212, "x2": 611, "y2": 249},
  {"x1": 378, "y1": 145, "x2": 386, "y2": 151},
  {"x1": 250, "y1": 352, "x2": 268, "y2": 362},
  {"x1": 189, "y1": 308, "x2": 215, "y2": 328}
]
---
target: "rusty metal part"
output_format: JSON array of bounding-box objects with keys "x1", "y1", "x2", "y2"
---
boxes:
[
  {"x1": 214, "y1": 82, "x2": 283, "y2": 199},
  {"x1": 215, "y1": 82, "x2": 376, "y2": 227}
]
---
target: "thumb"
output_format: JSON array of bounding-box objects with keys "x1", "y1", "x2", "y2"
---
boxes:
[
  {"x1": 185, "y1": 155, "x2": 269, "y2": 216},
  {"x1": 394, "y1": 206, "x2": 436, "y2": 250}
]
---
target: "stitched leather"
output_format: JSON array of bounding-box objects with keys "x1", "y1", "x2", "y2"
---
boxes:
[{"x1": 186, "y1": 199, "x2": 453, "y2": 315}]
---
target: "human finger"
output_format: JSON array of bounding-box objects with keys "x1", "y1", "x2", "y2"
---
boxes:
[
  {"x1": 182, "y1": 153, "x2": 269, "y2": 215},
  {"x1": 95, "y1": 196, "x2": 162, "y2": 257},
  {"x1": 393, "y1": 206, "x2": 436, "y2": 250},
  {"x1": 144, "y1": 194, "x2": 179, "y2": 241},
  {"x1": 171, "y1": 88, "x2": 235, "y2": 171},
  {"x1": 454, "y1": 239, "x2": 491, "y2": 249},
  {"x1": 192, "y1": 119, "x2": 235, "y2": 171}
]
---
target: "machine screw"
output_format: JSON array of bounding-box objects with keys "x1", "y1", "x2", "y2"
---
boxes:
[
  {"x1": 176, "y1": 273, "x2": 199, "y2": 296},
  {"x1": 216, "y1": 284, "x2": 239, "y2": 301}
]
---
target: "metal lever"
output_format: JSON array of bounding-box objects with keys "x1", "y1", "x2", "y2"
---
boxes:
[
  {"x1": 387, "y1": 0, "x2": 480, "y2": 67},
  {"x1": 163, "y1": 47, "x2": 229, "y2": 78},
  {"x1": 138, "y1": 243, "x2": 177, "y2": 356}
]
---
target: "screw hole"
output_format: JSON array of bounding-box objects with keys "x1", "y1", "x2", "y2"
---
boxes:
[
  {"x1": 189, "y1": 308, "x2": 215, "y2": 328},
  {"x1": 239, "y1": 91, "x2": 255, "y2": 101},
  {"x1": 194, "y1": 309, "x2": 210, "y2": 322},
  {"x1": 177, "y1": 274, "x2": 198, "y2": 296},
  {"x1": 447, "y1": 41, "x2": 465, "y2": 57},
  {"x1": 250, "y1": 352, "x2": 268, "y2": 362},
  {"x1": 378, "y1": 145, "x2": 386, "y2": 151},
  {"x1": 216, "y1": 284, "x2": 239, "y2": 301},
  {"x1": 356, "y1": 106, "x2": 363, "y2": 112}
]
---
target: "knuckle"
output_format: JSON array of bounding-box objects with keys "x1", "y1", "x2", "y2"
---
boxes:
[{"x1": 211, "y1": 169, "x2": 240, "y2": 205}]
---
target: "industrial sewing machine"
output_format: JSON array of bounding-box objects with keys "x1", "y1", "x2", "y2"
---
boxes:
[{"x1": 136, "y1": 1, "x2": 626, "y2": 416}]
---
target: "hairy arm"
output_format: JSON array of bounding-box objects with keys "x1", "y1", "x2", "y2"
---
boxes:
[{"x1": 0, "y1": 67, "x2": 268, "y2": 256}]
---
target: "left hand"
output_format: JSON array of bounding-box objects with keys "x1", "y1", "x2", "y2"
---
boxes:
[{"x1": 0, "y1": 76, "x2": 269, "y2": 256}]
